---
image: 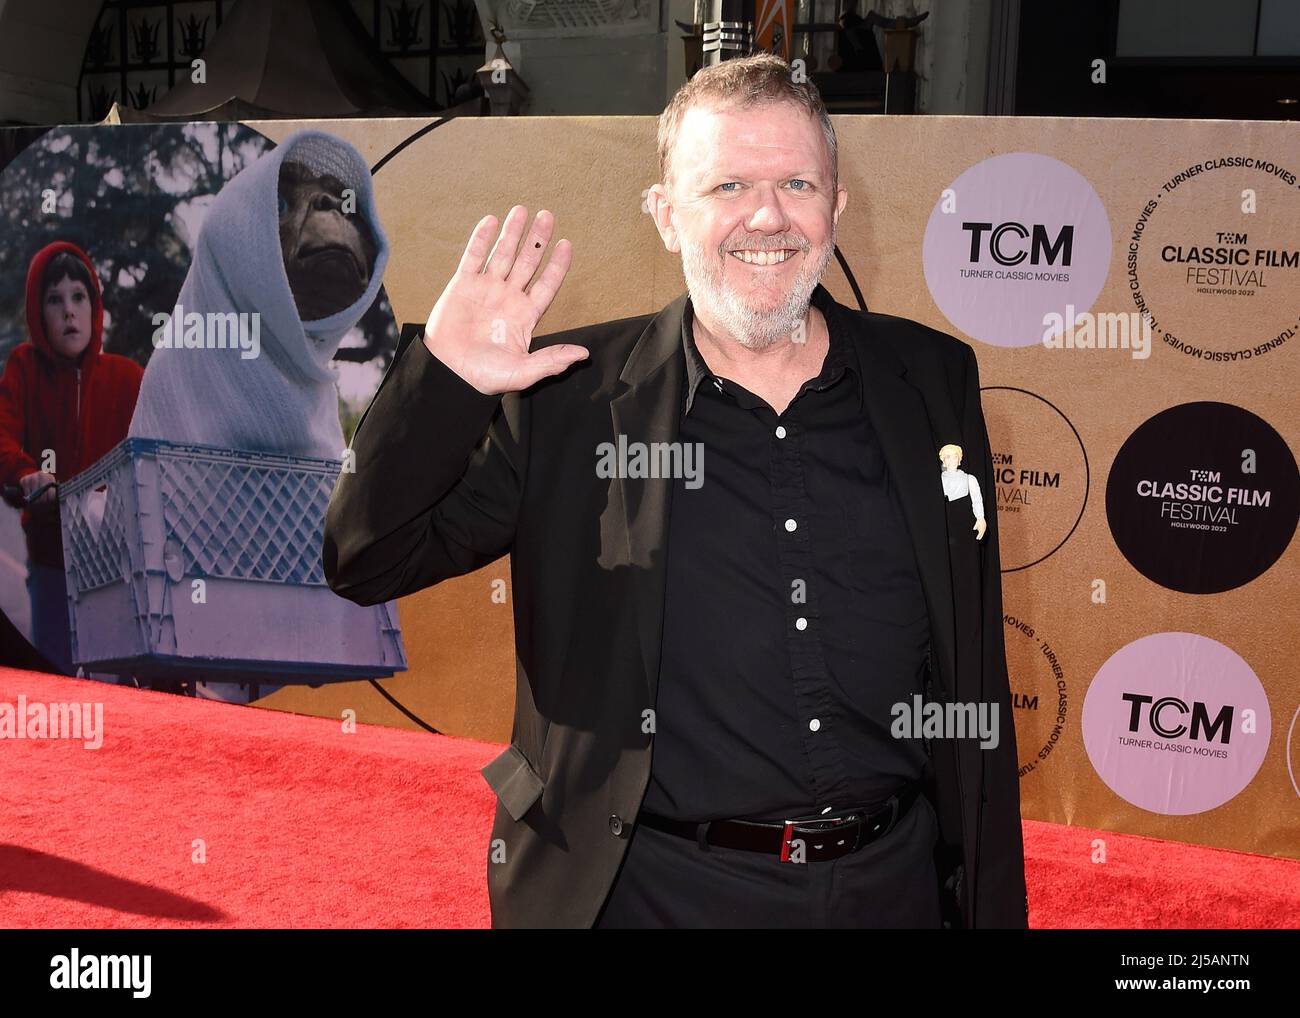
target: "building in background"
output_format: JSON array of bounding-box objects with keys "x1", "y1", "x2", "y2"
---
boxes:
[{"x1": 0, "y1": 0, "x2": 1295, "y2": 125}]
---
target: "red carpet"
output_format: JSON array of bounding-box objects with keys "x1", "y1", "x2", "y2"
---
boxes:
[{"x1": 2, "y1": 667, "x2": 1297, "y2": 928}]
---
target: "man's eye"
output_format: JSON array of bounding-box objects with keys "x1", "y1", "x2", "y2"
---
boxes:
[
  {"x1": 788, "y1": 179, "x2": 810, "y2": 190},
  {"x1": 717, "y1": 182, "x2": 740, "y2": 192}
]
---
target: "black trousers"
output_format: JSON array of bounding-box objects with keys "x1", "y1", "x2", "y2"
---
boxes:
[{"x1": 593, "y1": 791, "x2": 943, "y2": 928}]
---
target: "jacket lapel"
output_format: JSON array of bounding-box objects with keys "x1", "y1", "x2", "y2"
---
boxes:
[
  {"x1": 608, "y1": 287, "x2": 959, "y2": 709},
  {"x1": 609, "y1": 294, "x2": 688, "y2": 706},
  {"x1": 839, "y1": 302, "x2": 958, "y2": 701}
]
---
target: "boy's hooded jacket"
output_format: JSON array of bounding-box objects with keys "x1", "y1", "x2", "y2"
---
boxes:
[
  {"x1": 128, "y1": 130, "x2": 390, "y2": 459},
  {"x1": 0, "y1": 241, "x2": 143, "y2": 568}
]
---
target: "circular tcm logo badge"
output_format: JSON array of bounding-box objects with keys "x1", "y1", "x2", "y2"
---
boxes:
[
  {"x1": 923, "y1": 152, "x2": 1112, "y2": 347},
  {"x1": 1106, "y1": 401, "x2": 1299, "y2": 594},
  {"x1": 1003, "y1": 613, "x2": 1071, "y2": 780},
  {"x1": 982, "y1": 387, "x2": 1089, "y2": 570},
  {"x1": 1125, "y1": 156, "x2": 1300, "y2": 362},
  {"x1": 1083, "y1": 632, "x2": 1270, "y2": 815}
]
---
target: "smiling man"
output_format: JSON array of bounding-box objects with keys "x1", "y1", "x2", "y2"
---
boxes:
[
  {"x1": 651, "y1": 70, "x2": 846, "y2": 406},
  {"x1": 324, "y1": 54, "x2": 1028, "y2": 929}
]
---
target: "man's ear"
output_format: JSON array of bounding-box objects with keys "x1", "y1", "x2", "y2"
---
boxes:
[
  {"x1": 646, "y1": 183, "x2": 680, "y2": 254},
  {"x1": 833, "y1": 184, "x2": 848, "y2": 226}
]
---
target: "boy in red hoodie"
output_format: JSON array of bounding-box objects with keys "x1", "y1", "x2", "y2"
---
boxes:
[{"x1": 0, "y1": 241, "x2": 143, "y2": 674}]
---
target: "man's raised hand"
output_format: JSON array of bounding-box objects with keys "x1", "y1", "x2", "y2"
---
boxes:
[{"x1": 423, "y1": 206, "x2": 587, "y2": 395}]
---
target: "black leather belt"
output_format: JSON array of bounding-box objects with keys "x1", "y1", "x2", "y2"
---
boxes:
[{"x1": 636, "y1": 781, "x2": 922, "y2": 862}]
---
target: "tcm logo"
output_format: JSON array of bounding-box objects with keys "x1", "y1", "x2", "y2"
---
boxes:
[
  {"x1": 962, "y1": 221, "x2": 1075, "y2": 267},
  {"x1": 1122, "y1": 692, "x2": 1233, "y2": 744}
]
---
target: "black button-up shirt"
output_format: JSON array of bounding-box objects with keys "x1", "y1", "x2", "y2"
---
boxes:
[{"x1": 641, "y1": 286, "x2": 932, "y2": 823}]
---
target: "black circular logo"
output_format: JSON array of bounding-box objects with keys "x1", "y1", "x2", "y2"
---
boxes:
[{"x1": 1106, "y1": 402, "x2": 1299, "y2": 594}]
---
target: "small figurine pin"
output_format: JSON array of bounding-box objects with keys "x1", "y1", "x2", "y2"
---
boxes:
[{"x1": 939, "y1": 443, "x2": 986, "y2": 540}]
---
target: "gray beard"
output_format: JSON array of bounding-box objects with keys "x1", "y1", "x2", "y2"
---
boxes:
[{"x1": 680, "y1": 229, "x2": 836, "y2": 351}]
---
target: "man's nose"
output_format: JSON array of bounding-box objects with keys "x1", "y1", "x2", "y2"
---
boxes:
[{"x1": 744, "y1": 183, "x2": 791, "y2": 233}]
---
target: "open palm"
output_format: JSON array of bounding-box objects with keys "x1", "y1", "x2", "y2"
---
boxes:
[{"x1": 423, "y1": 205, "x2": 588, "y2": 395}]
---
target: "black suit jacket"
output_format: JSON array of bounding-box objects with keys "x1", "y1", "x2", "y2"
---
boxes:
[{"x1": 322, "y1": 282, "x2": 1029, "y2": 928}]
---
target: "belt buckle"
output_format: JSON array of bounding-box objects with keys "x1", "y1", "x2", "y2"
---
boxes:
[
  {"x1": 780, "y1": 792, "x2": 906, "y2": 862},
  {"x1": 780, "y1": 811, "x2": 862, "y2": 862}
]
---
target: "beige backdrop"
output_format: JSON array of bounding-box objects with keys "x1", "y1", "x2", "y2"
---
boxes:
[{"x1": 251, "y1": 115, "x2": 1299, "y2": 862}]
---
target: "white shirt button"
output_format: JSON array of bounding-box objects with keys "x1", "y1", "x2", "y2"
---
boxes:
[
  {"x1": 809, "y1": 718, "x2": 821, "y2": 732},
  {"x1": 775, "y1": 425, "x2": 787, "y2": 439},
  {"x1": 785, "y1": 518, "x2": 797, "y2": 532},
  {"x1": 795, "y1": 617, "x2": 808, "y2": 630}
]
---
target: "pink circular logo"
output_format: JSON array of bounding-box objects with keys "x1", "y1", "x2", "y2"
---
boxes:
[
  {"x1": 1082, "y1": 632, "x2": 1270, "y2": 815},
  {"x1": 922, "y1": 152, "x2": 1112, "y2": 346}
]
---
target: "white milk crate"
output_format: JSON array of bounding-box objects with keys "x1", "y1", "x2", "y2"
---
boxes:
[{"x1": 59, "y1": 437, "x2": 406, "y2": 687}]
